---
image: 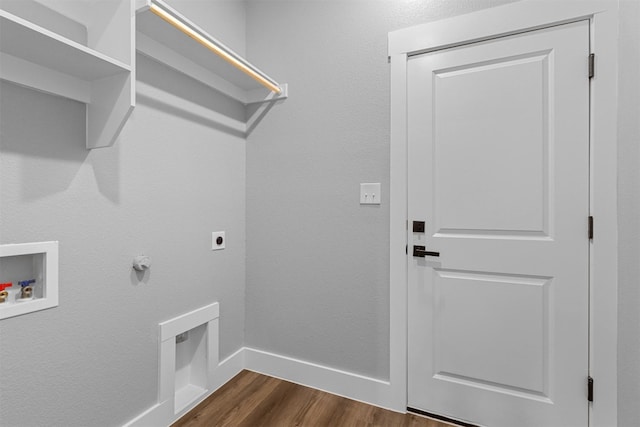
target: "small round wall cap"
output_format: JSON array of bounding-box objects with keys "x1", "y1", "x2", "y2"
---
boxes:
[{"x1": 133, "y1": 255, "x2": 152, "y2": 271}]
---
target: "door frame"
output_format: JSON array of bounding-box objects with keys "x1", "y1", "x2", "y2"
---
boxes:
[{"x1": 387, "y1": 1, "x2": 619, "y2": 425}]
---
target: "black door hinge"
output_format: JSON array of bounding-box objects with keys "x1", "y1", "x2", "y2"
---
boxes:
[
  {"x1": 406, "y1": 244, "x2": 408, "y2": 255},
  {"x1": 589, "y1": 54, "x2": 595, "y2": 79},
  {"x1": 588, "y1": 216, "x2": 594, "y2": 240},
  {"x1": 588, "y1": 376, "x2": 594, "y2": 402}
]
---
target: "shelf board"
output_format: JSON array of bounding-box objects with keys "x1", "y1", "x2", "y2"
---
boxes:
[
  {"x1": 137, "y1": 10, "x2": 258, "y2": 91},
  {"x1": 0, "y1": 10, "x2": 130, "y2": 82},
  {"x1": 0, "y1": 7, "x2": 135, "y2": 150},
  {"x1": 135, "y1": 1, "x2": 286, "y2": 105}
]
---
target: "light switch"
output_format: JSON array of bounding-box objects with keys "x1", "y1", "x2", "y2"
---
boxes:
[{"x1": 360, "y1": 183, "x2": 381, "y2": 205}]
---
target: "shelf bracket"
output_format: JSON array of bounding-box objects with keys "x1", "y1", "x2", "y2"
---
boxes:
[
  {"x1": 245, "y1": 83, "x2": 288, "y2": 105},
  {"x1": 135, "y1": 0, "x2": 152, "y2": 13}
]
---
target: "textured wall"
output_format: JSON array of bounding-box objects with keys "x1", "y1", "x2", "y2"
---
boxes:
[
  {"x1": 246, "y1": 2, "x2": 640, "y2": 416},
  {"x1": 1, "y1": 1, "x2": 638, "y2": 425},
  {"x1": 617, "y1": 0, "x2": 640, "y2": 424},
  {"x1": 244, "y1": 0, "x2": 517, "y2": 380},
  {"x1": 0, "y1": 2, "x2": 247, "y2": 424},
  {"x1": 167, "y1": 0, "x2": 247, "y2": 57}
]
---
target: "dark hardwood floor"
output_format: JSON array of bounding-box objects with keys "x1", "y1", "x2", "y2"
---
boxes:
[{"x1": 172, "y1": 370, "x2": 455, "y2": 427}]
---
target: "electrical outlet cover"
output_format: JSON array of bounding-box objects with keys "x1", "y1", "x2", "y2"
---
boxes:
[
  {"x1": 360, "y1": 183, "x2": 381, "y2": 205},
  {"x1": 212, "y1": 231, "x2": 225, "y2": 250}
]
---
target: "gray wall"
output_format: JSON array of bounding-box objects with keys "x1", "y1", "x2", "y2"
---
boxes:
[
  {"x1": 0, "y1": 2, "x2": 247, "y2": 426},
  {"x1": 617, "y1": 0, "x2": 640, "y2": 425},
  {"x1": 168, "y1": 0, "x2": 246, "y2": 57},
  {"x1": 245, "y1": 0, "x2": 640, "y2": 422},
  {"x1": 0, "y1": 0, "x2": 638, "y2": 425},
  {"x1": 244, "y1": 0, "x2": 517, "y2": 380}
]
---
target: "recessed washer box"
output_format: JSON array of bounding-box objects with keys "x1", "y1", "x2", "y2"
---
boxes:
[{"x1": 0, "y1": 241, "x2": 58, "y2": 320}]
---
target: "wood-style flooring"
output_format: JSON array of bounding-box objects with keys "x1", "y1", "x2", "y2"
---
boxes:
[{"x1": 172, "y1": 370, "x2": 455, "y2": 427}]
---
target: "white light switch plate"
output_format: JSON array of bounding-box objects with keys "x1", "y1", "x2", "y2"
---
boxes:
[
  {"x1": 212, "y1": 231, "x2": 225, "y2": 250},
  {"x1": 360, "y1": 183, "x2": 381, "y2": 205}
]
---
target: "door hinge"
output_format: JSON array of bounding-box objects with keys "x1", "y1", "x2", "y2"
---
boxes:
[
  {"x1": 588, "y1": 376, "x2": 594, "y2": 402},
  {"x1": 406, "y1": 244, "x2": 408, "y2": 255},
  {"x1": 588, "y1": 53, "x2": 595, "y2": 79},
  {"x1": 588, "y1": 216, "x2": 594, "y2": 240}
]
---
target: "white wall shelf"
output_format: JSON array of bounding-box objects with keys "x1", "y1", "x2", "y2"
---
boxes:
[
  {"x1": 0, "y1": 1, "x2": 134, "y2": 149},
  {"x1": 0, "y1": 241, "x2": 59, "y2": 320},
  {"x1": 135, "y1": 0, "x2": 287, "y2": 105},
  {"x1": 0, "y1": 11, "x2": 131, "y2": 88},
  {"x1": 1, "y1": 0, "x2": 286, "y2": 147}
]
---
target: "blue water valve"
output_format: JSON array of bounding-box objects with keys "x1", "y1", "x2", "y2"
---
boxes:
[
  {"x1": 18, "y1": 279, "x2": 35, "y2": 287},
  {"x1": 18, "y1": 279, "x2": 35, "y2": 299}
]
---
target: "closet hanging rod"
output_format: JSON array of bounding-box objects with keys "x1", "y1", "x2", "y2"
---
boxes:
[{"x1": 137, "y1": 0, "x2": 282, "y2": 94}]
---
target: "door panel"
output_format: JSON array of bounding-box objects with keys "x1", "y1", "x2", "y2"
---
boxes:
[
  {"x1": 408, "y1": 21, "x2": 589, "y2": 427},
  {"x1": 433, "y1": 270, "x2": 550, "y2": 395},
  {"x1": 434, "y1": 52, "x2": 549, "y2": 235}
]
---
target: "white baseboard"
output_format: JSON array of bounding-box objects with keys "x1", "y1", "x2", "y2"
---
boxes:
[
  {"x1": 125, "y1": 346, "x2": 399, "y2": 426},
  {"x1": 210, "y1": 347, "x2": 246, "y2": 391},
  {"x1": 124, "y1": 347, "x2": 245, "y2": 427},
  {"x1": 243, "y1": 347, "x2": 397, "y2": 412},
  {"x1": 123, "y1": 400, "x2": 172, "y2": 427}
]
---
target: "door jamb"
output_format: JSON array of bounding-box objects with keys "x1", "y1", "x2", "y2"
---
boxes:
[{"x1": 387, "y1": 2, "x2": 619, "y2": 425}]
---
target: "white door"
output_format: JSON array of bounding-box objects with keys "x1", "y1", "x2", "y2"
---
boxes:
[{"x1": 407, "y1": 21, "x2": 590, "y2": 427}]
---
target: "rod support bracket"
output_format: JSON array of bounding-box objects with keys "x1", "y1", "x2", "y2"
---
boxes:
[{"x1": 245, "y1": 83, "x2": 289, "y2": 105}]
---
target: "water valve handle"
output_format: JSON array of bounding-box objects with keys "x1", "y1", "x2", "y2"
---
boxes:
[
  {"x1": 0, "y1": 283, "x2": 12, "y2": 303},
  {"x1": 18, "y1": 279, "x2": 35, "y2": 287}
]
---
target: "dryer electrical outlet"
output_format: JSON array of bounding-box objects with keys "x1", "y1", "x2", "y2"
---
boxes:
[{"x1": 211, "y1": 232, "x2": 225, "y2": 250}]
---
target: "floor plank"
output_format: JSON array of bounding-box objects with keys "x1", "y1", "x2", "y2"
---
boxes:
[{"x1": 172, "y1": 370, "x2": 455, "y2": 427}]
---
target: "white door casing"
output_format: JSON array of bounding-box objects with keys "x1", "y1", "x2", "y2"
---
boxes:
[
  {"x1": 388, "y1": 2, "x2": 618, "y2": 425},
  {"x1": 407, "y1": 21, "x2": 589, "y2": 426}
]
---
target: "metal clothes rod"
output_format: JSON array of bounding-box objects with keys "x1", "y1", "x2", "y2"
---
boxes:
[{"x1": 146, "y1": 0, "x2": 282, "y2": 94}]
